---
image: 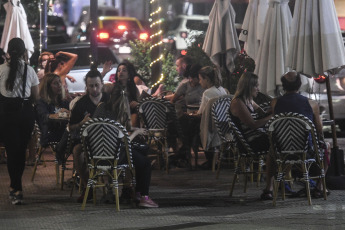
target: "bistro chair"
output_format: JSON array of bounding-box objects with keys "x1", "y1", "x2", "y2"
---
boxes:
[
  {"x1": 138, "y1": 97, "x2": 174, "y2": 173},
  {"x1": 211, "y1": 96, "x2": 237, "y2": 178},
  {"x1": 80, "y1": 118, "x2": 136, "y2": 211},
  {"x1": 266, "y1": 112, "x2": 327, "y2": 206},
  {"x1": 31, "y1": 123, "x2": 60, "y2": 184},
  {"x1": 228, "y1": 109, "x2": 266, "y2": 197}
]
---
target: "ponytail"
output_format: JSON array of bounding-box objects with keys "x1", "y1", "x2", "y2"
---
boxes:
[{"x1": 6, "y1": 38, "x2": 26, "y2": 92}]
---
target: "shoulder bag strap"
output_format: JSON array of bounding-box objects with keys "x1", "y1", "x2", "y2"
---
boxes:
[{"x1": 22, "y1": 64, "x2": 27, "y2": 98}]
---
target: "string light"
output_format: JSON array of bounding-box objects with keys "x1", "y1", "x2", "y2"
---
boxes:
[
  {"x1": 150, "y1": 7, "x2": 161, "y2": 17},
  {"x1": 150, "y1": 30, "x2": 163, "y2": 39},
  {"x1": 149, "y1": 54, "x2": 163, "y2": 67},
  {"x1": 149, "y1": 0, "x2": 164, "y2": 89}
]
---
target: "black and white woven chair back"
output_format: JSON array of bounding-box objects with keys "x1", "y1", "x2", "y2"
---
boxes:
[
  {"x1": 227, "y1": 111, "x2": 255, "y2": 155},
  {"x1": 81, "y1": 118, "x2": 128, "y2": 161},
  {"x1": 212, "y1": 97, "x2": 233, "y2": 142},
  {"x1": 266, "y1": 113, "x2": 312, "y2": 155},
  {"x1": 138, "y1": 97, "x2": 169, "y2": 130}
]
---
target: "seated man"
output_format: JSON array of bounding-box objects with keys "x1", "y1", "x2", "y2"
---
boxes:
[
  {"x1": 68, "y1": 69, "x2": 109, "y2": 202},
  {"x1": 271, "y1": 71, "x2": 330, "y2": 197}
]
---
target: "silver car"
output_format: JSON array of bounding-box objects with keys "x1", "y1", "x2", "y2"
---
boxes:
[
  {"x1": 308, "y1": 68, "x2": 345, "y2": 131},
  {"x1": 47, "y1": 43, "x2": 119, "y2": 93}
]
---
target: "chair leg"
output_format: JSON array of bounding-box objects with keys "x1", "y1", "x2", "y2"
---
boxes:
[
  {"x1": 272, "y1": 178, "x2": 280, "y2": 206},
  {"x1": 229, "y1": 173, "x2": 238, "y2": 197},
  {"x1": 31, "y1": 147, "x2": 43, "y2": 182},
  {"x1": 257, "y1": 158, "x2": 264, "y2": 187},
  {"x1": 303, "y1": 163, "x2": 312, "y2": 205},
  {"x1": 216, "y1": 153, "x2": 222, "y2": 179},
  {"x1": 212, "y1": 149, "x2": 219, "y2": 172},
  {"x1": 81, "y1": 169, "x2": 94, "y2": 210},
  {"x1": 60, "y1": 163, "x2": 65, "y2": 190},
  {"x1": 114, "y1": 170, "x2": 120, "y2": 211},
  {"x1": 249, "y1": 162, "x2": 254, "y2": 183},
  {"x1": 55, "y1": 157, "x2": 59, "y2": 185},
  {"x1": 81, "y1": 184, "x2": 91, "y2": 210}
]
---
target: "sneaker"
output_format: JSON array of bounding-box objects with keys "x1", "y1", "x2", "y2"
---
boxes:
[
  {"x1": 139, "y1": 196, "x2": 159, "y2": 208},
  {"x1": 9, "y1": 190, "x2": 17, "y2": 200},
  {"x1": 77, "y1": 188, "x2": 93, "y2": 203},
  {"x1": 12, "y1": 193, "x2": 23, "y2": 205}
]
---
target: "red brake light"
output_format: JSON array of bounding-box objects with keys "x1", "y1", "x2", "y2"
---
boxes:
[
  {"x1": 181, "y1": 50, "x2": 187, "y2": 56},
  {"x1": 180, "y1": 31, "x2": 188, "y2": 38},
  {"x1": 98, "y1": 32, "x2": 109, "y2": 40},
  {"x1": 139, "y1": 32, "x2": 149, "y2": 40},
  {"x1": 117, "y1": 25, "x2": 127, "y2": 30}
]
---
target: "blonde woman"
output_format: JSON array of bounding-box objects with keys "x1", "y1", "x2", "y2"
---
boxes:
[{"x1": 35, "y1": 73, "x2": 70, "y2": 147}]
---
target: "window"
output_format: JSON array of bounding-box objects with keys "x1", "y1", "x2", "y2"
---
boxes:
[{"x1": 186, "y1": 19, "x2": 209, "y2": 31}]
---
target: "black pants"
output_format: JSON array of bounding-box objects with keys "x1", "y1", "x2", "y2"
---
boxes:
[
  {"x1": 1, "y1": 99, "x2": 35, "y2": 191},
  {"x1": 120, "y1": 149, "x2": 151, "y2": 195}
]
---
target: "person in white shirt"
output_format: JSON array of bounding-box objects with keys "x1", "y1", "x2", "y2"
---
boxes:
[{"x1": 0, "y1": 38, "x2": 39, "y2": 205}]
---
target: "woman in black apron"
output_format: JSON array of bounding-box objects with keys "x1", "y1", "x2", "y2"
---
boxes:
[{"x1": 0, "y1": 38, "x2": 39, "y2": 205}]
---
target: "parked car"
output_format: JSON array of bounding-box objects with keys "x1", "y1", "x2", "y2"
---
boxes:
[
  {"x1": 163, "y1": 15, "x2": 209, "y2": 52},
  {"x1": 71, "y1": 15, "x2": 148, "y2": 55},
  {"x1": 29, "y1": 15, "x2": 69, "y2": 44},
  {"x1": 70, "y1": 5, "x2": 119, "y2": 43},
  {"x1": 47, "y1": 43, "x2": 119, "y2": 93},
  {"x1": 309, "y1": 71, "x2": 345, "y2": 131}
]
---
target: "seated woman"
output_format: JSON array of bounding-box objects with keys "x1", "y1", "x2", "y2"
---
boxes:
[
  {"x1": 93, "y1": 84, "x2": 158, "y2": 208},
  {"x1": 197, "y1": 66, "x2": 228, "y2": 169},
  {"x1": 104, "y1": 61, "x2": 141, "y2": 128},
  {"x1": 229, "y1": 72, "x2": 273, "y2": 199},
  {"x1": 45, "y1": 51, "x2": 78, "y2": 86},
  {"x1": 37, "y1": 51, "x2": 55, "y2": 81},
  {"x1": 35, "y1": 73, "x2": 70, "y2": 148}
]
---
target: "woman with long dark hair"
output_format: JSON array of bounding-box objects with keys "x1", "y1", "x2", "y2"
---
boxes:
[
  {"x1": 106, "y1": 61, "x2": 140, "y2": 127},
  {"x1": 0, "y1": 38, "x2": 39, "y2": 205},
  {"x1": 93, "y1": 84, "x2": 158, "y2": 208}
]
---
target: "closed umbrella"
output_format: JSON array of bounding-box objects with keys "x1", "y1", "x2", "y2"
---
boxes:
[
  {"x1": 254, "y1": 0, "x2": 292, "y2": 96},
  {"x1": 239, "y1": 0, "x2": 269, "y2": 60},
  {"x1": 286, "y1": 0, "x2": 345, "y2": 76},
  {"x1": 0, "y1": 0, "x2": 34, "y2": 58},
  {"x1": 286, "y1": 0, "x2": 345, "y2": 183},
  {"x1": 202, "y1": 0, "x2": 241, "y2": 73}
]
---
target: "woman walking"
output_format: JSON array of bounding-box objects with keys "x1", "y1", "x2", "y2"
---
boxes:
[{"x1": 0, "y1": 38, "x2": 39, "y2": 205}]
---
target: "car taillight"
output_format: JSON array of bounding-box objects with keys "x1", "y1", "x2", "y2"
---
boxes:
[
  {"x1": 180, "y1": 31, "x2": 188, "y2": 38},
  {"x1": 98, "y1": 32, "x2": 109, "y2": 40},
  {"x1": 139, "y1": 32, "x2": 149, "y2": 40},
  {"x1": 117, "y1": 25, "x2": 127, "y2": 30}
]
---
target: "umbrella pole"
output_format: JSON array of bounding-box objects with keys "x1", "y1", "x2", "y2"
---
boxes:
[
  {"x1": 325, "y1": 76, "x2": 337, "y2": 147},
  {"x1": 325, "y1": 75, "x2": 345, "y2": 189}
]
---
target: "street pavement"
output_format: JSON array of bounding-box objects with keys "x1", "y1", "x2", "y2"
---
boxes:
[{"x1": 0, "y1": 138, "x2": 344, "y2": 230}]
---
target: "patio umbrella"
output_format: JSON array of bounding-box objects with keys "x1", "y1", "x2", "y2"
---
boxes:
[
  {"x1": 286, "y1": 0, "x2": 345, "y2": 77},
  {"x1": 0, "y1": 0, "x2": 34, "y2": 58},
  {"x1": 254, "y1": 0, "x2": 292, "y2": 96},
  {"x1": 202, "y1": 0, "x2": 241, "y2": 73},
  {"x1": 239, "y1": 0, "x2": 269, "y2": 60},
  {"x1": 286, "y1": 0, "x2": 345, "y2": 182}
]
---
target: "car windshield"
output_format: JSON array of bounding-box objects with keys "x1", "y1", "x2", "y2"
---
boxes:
[
  {"x1": 186, "y1": 19, "x2": 209, "y2": 31},
  {"x1": 102, "y1": 19, "x2": 140, "y2": 31},
  {"x1": 168, "y1": 18, "x2": 182, "y2": 31},
  {"x1": 49, "y1": 47, "x2": 118, "y2": 68}
]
